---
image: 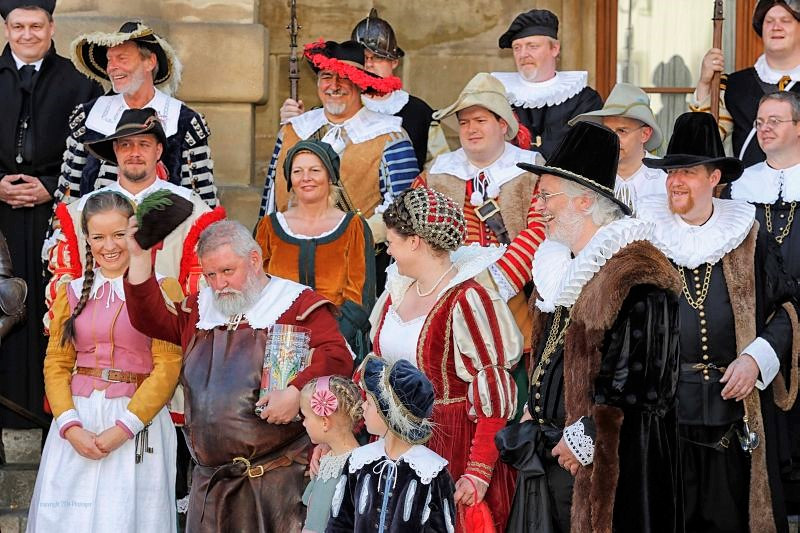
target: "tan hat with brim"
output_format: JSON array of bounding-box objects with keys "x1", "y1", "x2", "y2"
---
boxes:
[
  {"x1": 433, "y1": 73, "x2": 518, "y2": 141},
  {"x1": 569, "y1": 82, "x2": 663, "y2": 152}
]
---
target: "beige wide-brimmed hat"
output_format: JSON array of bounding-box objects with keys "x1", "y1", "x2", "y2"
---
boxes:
[
  {"x1": 569, "y1": 82, "x2": 663, "y2": 151},
  {"x1": 433, "y1": 73, "x2": 518, "y2": 141}
]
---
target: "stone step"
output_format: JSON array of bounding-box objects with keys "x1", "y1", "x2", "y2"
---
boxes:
[
  {"x1": 0, "y1": 510, "x2": 28, "y2": 533},
  {"x1": 0, "y1": 429, "x2": 42, "y2": 532}
]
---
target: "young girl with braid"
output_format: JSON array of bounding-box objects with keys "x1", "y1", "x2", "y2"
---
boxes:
[
  {"x1": 299, "y1": 375, "x2": 363, "y2": 533},
  {"x1": 28, "y1": 191, "x2": 184, "y2": 532}
]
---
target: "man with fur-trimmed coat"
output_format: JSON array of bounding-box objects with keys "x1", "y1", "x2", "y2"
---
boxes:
[
  {"x1": 505, "y1": 121, "x2": 683, "y2": 533},
  {"x1": 638, "y1": 112, "x2": 800, "y2": 533}
]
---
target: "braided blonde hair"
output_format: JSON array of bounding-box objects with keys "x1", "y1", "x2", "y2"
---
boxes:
[{"x1": 301, "y1": 375, "x2": 364, "y2": 431}]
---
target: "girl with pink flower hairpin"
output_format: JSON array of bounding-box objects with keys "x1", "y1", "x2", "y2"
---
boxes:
[{"x1": 299, "y1": 375, "x2": 364, "y2": 533}]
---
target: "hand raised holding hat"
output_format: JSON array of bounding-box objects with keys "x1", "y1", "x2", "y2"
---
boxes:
[{"x1": 125, "y1": 215, "x2": 153, "y2": 285}]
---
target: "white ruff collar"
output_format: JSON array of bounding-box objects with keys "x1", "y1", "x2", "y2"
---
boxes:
[
  {"x1": 637, "y1": 196, "x2": 755, "y2": 269},
  {"x1": 731, "y1": 161, "x2": 800, "y2": 203},
  {"x1": 361, "y1": 89, "x2": 410, "y2": 115},
  {"x1": 288, "y1": 107, "x2": 403, "y2": 152},
  {"x1": 429, "y1": 143, "x2": 540, "y2": 196},
  {"x1": 348, "y1": 439, "x2": 448, "y2": 485},
  {"x1": 196, "y1": 276, "x2": 308, "y2": 330},
  {"x1": 533, "y1": 217, "x2": 654, "y2": 312},
  {"x1": 754, "y1": 54, "x2": 800, "y2": 85},
  {"x1": 384, "y1": 244, "x2": 505, "y2": 306},
  {"x1": 85, "y1": 90, "x2": 182, "y2": 138},
  {"x1": 490, "y1": 71, "x2": 588, "y2": 109}
]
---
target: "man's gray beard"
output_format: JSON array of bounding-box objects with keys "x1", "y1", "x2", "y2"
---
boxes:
[
  {"x1": 323, "y1": 101, "x2": 347, "y2": 116},
  {"x1": 548, "y1": 205, "x2": 585, "y2": 248},
  {"x1": 212, "y1": 271, "x2": 264, "y2": 318},
  {"x1": 111, "y1": 67, "x2": 146, "y2": 96}
]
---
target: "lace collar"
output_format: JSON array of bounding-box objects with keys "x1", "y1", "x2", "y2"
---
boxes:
[
  {"x1": 317, "y1": 450, "x2": 354, "y2": 482},
  {"x1": 288, "y1": 107, "x2": 403, "y2": 152},
  {"x1": 637, "y1": 196, "x2": 755, "y2": 269},
  {"x1": 731, "y1": 160, "x2": 800, "y2": 203},
  {"x1": 754, "y1": 54, "x2": 800, "y2": 85},
  {"x1": 85, "y1": 89, "x2": 182, "y2": 137},
  {"x1": 362, "y1": 89, "x2": 410, "y2": 115},
  {"x1": 347, "y1": 439, "x2": 448, "y2": 485},
  {"x1": 196, "y1": 276, "x2": 308, "y2": 330},
  {"x1": 77, "y1": 178, "x2": 191, "y2": 211},
  {"x1": 429, "y1": 143, "x2": 540, "y2": 194},
  {"x1": 533, "y1": 217, "x2": 654, "y2": 312},
  {"x1": 490, "y1": 71, "x2": 588, "y2": 109},
  {"x1": 384, "y1": 244, "x2": 505, "y2": 306}
]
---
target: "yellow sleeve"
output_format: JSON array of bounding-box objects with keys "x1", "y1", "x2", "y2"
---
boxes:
[
  {"x1": 126, "y1": 278, "x2": 184, "y2": 426},
  {"x1": 43, "y1": 284, "x2": 77, "y2": 418}
]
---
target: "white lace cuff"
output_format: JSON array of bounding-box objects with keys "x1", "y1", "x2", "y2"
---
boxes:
[
  {"x1": 488, "y1": 263, "x2": 517, "y2": 302},
  {"x1": 563, "y1": 418, "x2": 595, "y2": 466},
  {"x1": 116, "y1": 409, "x2": 145, "y2": 436}
]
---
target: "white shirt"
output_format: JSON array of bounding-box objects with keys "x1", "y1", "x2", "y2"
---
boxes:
[{"x1": 11, "y1": 51, "x2": 43, "y2": 71}]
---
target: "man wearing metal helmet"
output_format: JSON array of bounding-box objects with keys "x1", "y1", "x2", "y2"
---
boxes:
[{"x1": 695, "y1": 0, "x2": 800, "y2": 167}]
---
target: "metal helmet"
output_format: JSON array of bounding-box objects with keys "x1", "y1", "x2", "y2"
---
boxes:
[{"x1": 351, "y1": 8, "x2": 405, "y2": 60}]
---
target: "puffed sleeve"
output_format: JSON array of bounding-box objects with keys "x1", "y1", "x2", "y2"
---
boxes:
[{"x1": 43, "y1": 284, "x2": 81, "y2": 437}]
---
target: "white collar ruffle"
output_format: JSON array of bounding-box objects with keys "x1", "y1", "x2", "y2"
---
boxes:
[
  {"x1": 85, "y1": 89, "x2": 182, "y2": 138},
  {"x1": 731, "y1": 160, "x2": 800, "y2": 203},
  {"x1": 347, "y1": 439, "x2": 448, "y2": 485},
  {"x1": 429, "y1": 143, "x2": 540, "y2": 196},
  {"x1": 288, "y1": 107, "x2": 403, "y2": 153},
  {"x1": 533, "y1": 217, "x2": 654, "y2": 312},
  {"x1": 490, "y1": 71, "x2": 588, "y2": 109},
  {"x1": 69, "y1": 271, "x2": 165, "y2": 306},
  {"x1": 77, "y1": 178, "x2": 192, "y2": 211},
  {"x1": 637, "y1": 196, "x2": 755, "y2": 269},
  {"x1": 361, "y1": 89, "x2": 410, "y2": 115},
  {"x1": 754, "y1": 54, "x2": 800, "y2": 85},
  {"x1": 384, "y1": 244, "x2": 505, "y2": 306},
  {"x1": 196, "y1": 276, "x2": 308, "y2": 330}
]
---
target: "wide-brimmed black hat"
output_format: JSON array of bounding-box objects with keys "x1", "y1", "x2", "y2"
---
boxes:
[
  {"x1": 0, "y1": 0, "x2": 54, "y2": 19},
  {"x1": 84, "y1": 107, "x2": 167, "y2": 164},
  {"x1": 303, "y1": 39, "x2": 402, "y2": 96},
  {"x1": 134, "y1": 189, "x2": 194, "y2": 250},
  {"x1": 642, "y1": 112, "x2": 743, "y2": 183},
  {"x1": 499, "y1": 9, "x2": 559, "y2": 49},
  {"x1": 71, "y1": 21, "x2": 182, "y2": 95},
  {"x1": 753, "y1": 1, "x2": 800, "y2": 36},
  {"x1": 517, "y1": 121, "x2": 631, "y2": 215},
  {"x1": 284, "y1": 140, "x2": 341, "y2": 191},
  {"x1": 351, "y1": 8, "x2": 405, "y2": 60},
  {"x1": 360, "y1": 355, "x2": 434, "y2": 445}
]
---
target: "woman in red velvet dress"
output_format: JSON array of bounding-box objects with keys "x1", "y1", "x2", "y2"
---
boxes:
[{"x1": 369, "y1": 187, "x2": 524, "y2": 531}]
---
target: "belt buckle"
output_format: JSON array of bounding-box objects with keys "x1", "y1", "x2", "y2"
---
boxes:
[
  {"x1": 475, "y1": 198, "x2": 500, "y2": 222},
  {"x1": 248, "y1": 465, "x2": 265, "y2": 478},
  {"x1": 100, "y1": 368, "x2": 122, "y2": 383}
]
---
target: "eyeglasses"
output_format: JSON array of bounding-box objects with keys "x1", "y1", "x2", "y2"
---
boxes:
[
  {"x1": 532, "y1": 191, "x2": 565, "y2": 203},
  {"x1": 753, "y1": 117, "x2": 798, "y2": 130}
]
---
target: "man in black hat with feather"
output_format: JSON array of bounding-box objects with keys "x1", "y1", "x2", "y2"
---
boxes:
[
  {"x1": 493, "y1": 8, "x2": 603, "y2": 159},
  {"x1": 504, "y1": 121, "x2": 683, "y2": 532},
  {"x1": 638, "y1": 111, "x2": 800, "y2": 532},
  {"x1": 0, "y1": 0, "x2": 101, "y2": 438}
]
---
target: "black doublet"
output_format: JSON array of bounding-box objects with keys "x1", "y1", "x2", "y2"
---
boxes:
[{"x1": 395, "y1": 95, "x2": 433, "y2": 169}]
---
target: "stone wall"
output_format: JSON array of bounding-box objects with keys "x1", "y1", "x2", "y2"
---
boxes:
[{"x1": 3, "y1": 0, "x2": 597, "y2": 229}]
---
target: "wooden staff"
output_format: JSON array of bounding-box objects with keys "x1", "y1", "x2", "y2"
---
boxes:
[{"x1": 710, "y1": 0, "x2": 724, "y2": 121}]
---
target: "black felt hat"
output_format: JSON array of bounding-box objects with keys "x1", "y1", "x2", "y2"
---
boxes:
[
  {"x1": 753, "y1": 1, "x2": 800, "y2": 36},
  {"x1": 84, "y1": 108, "x2": 167, "y2": 164},
  {"x1": 134, "y1": 189, "x2": 194, "y2": 250},
  {"x1": 642, "y1": 112, "x2": 743, "y2": 183},
  {"x1": 283, "y1": 140, "x2": 341, "y2": 192},
  {"x1": 360, "y1": 355, "x2": 434, "y2": 445},
  {"x1": 303, "y1": 39, "x2": 402, "y2": 96},
  {"x1": 499, "y1": 9, "x2": 559, "y2": 49},
  {"x1": 517, "y1": 121, "x2": 631, "y2": 215},
  {"x1": 0, "y1": 0, "x2": 54, "y2": 19}
]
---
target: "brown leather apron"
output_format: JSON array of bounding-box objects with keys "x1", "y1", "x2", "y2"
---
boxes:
[{"x1": 182, "y1": 326, "x2": 309, "y2": 533}]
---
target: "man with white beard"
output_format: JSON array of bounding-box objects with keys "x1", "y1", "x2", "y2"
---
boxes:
[
  {"x1": 637, "y1": 111, "x2": 799, "y2": 532},
  {"x1": 492, "y1": 9, "x2": 602, "y2": 159},
  {"x1": 55, "y1": 21, "x2": 218, "y2": 207},
  {"x1": 124, "y1": 219, "x2": 352, "y2": 532},
  {"x1": 504, "y1": 121, "x2": 682, "y2": 532}
]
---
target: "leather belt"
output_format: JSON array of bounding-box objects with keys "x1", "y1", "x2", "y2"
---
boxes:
[
  {"x1": 76, "y1": 366, "x2": 149, "y2": 386},
  {"x1": 474, "y1": 199, "x2": 511, "y2": 245}
]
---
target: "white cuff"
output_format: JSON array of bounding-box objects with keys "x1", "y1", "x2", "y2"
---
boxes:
[
  {"x1": 487, "y1": 263, "x2": 517, "y2": 302},
  {"x1": 117, "y1": 409, "x2": 146, "y2": 435},
  {"x1": 743, "y1": 337, "x2": 780, "y2": 389},
  {"x1": 562, "y1": 419, "x2": 594, "y2": 466},
  {"x1": 55, "y1": 409, "x2": 81, "y2": 432}
]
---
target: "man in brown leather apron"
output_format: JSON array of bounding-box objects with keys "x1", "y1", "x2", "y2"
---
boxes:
[{"x1": 124, "y1": 219, "x2": 353, "y2": 532}]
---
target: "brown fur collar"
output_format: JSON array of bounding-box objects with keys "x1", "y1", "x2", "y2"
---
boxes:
[{"x1": 529, "y1": 239, "x2": 681, "y2": 533}]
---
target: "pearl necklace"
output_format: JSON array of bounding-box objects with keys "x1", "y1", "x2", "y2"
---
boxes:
[{"x1": 415, "y1": 264, "x2": 456, "y2": 298}]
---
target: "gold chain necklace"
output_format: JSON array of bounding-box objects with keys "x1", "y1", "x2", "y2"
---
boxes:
[
  {"x1": 677, "y1": 264, "x2": 713, "y2": 310},
  {"x1": 764, "y1": 202, "x2": 796, "y2": 244},
  {"x1": 530, "y1": 307, "x2": 571, "y2": 385}
]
